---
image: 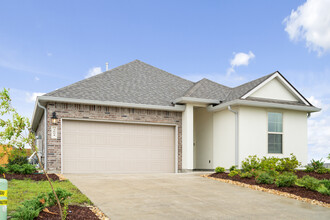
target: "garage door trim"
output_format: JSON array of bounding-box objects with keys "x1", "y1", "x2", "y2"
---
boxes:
[{"x1": 60, "y1": 118, "x2": 178, "y2": 174}]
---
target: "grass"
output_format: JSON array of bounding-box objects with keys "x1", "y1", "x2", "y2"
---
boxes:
[{"x1": 8, "y1": 179, "x2": 92, "y2": 215}]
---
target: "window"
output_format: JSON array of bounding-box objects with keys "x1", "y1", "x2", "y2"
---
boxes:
[{"x1": 268, "y1": 112, "x2": 283, "y2": 153}]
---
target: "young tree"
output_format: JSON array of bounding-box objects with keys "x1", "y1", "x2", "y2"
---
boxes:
[{"x1": 0, "y1": 88, "x2": 63, "y2": 219}]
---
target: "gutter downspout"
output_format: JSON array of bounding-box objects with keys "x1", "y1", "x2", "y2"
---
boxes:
[
  {"x1": 307, "y1": 112, "x2": 311, "y2": 118},
  {"x1": 228, "y1": 105, "x2": 239, "y2": 168},
  {"x1": 37, "y1": 102, "x2": 47, "y2": 171}
]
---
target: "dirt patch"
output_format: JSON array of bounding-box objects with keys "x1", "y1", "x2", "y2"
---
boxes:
[
  {"x1": 209, "y1": 172, "x2": 330, "y2": 205},
  {"x1": 5, "y1": 173, "x2": 60, "y2": 181},
  {"x1": 35, "y1": 205, "x2": 99, "y2": 220}
]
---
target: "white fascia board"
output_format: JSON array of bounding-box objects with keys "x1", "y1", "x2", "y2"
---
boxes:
[
  {"x1": 207, "y1": 99, "x2": 321, "y2": 113},
  {"x1": 31, "y1": 96, "x2": 186, "y2": 132},
  {"x1": 174, "y1": 97, "x2": 220, "y2": 105},
  {"x1": 241, "y1": 72, "x2": 310, "y2": 106}
]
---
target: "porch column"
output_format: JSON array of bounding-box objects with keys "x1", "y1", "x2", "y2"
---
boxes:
[{"x1": 182, "y1": 104, "x2": 194, "y2": 170}]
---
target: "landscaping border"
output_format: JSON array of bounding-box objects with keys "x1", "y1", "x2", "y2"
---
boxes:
[{"x1": 202, "y1": 174, "x2": 330, "y2": 208}]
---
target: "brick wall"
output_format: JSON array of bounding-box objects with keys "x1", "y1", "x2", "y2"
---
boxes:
[{"x1": 40, "y1": 102, "x2": 182, "y2": 172}]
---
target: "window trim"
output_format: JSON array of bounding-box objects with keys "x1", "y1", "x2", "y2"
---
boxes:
[{"x1": 267, "y1": 111, "x2": 283, "y2": 154}]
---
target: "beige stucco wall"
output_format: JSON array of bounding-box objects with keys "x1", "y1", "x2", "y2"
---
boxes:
[
  {"x1": 182, "y1": 104, "x2": 194, "y2": 170},
  {"x1": 250, "y1": 78, "x2": 298, "y2": 102},
  {"x1": 239, "y1": 106, "x2": 308, "y2": 167},
  {"x1": 194, "y1": 107, "x2": 213, "y2": 169},
  {"x1": 213, "y1": 109, "x2": 236, "y2": 169}
]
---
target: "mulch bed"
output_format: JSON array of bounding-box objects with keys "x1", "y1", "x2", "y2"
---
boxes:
[
  {"x1": 209, "y1": 172, "x2": 330, "y2": 204},
  {"x1": 295, "y1": 170, "x2": 330, "y2": 180},
  {"x1": 5, "y1": 173, "x2": 60, "y2": 181},
  {"x1": 35, "y1": 205, "x2": 99, "y2": 220}
]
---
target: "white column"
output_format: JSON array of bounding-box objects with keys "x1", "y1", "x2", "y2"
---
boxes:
[{"x1": 182, "y1": 104, "x2": 194, "y2": 170}]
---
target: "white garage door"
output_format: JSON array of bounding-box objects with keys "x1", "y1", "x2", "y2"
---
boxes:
[{"x1": 62, "y1": 120, "x2": 175, "y2": 174}]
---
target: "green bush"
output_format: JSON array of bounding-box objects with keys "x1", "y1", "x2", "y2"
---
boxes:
[
  {"x1": 215, "y1": 167, "x2": 225, "y2": 173},
  {"x1": 11, "y1": 194, "x2": 47, "y2": 220},
  {"x1": 275, "y1": 172, "x2": 297, "y2": 187},
  {"x1": 0, "y1": 166, "x2": 7, "y2": 174},
  {"x1": 229, "y1": 165, "x2": 237, "y2": 171},
  {"x1": 47, "y1": 188, "x2": 73, "y2": 206},
  {"x1": 240, "y1": 172, "x2": 253, "y2": 178},
  {"x1": 228, "y1": 170, "x2": 240, "y2": 177},
  {"x1": 12, "y1": 188, "x2": 72, "y2": 219},
  {"x1": 278, "y1": 154, "x2": 301, "y2": 172},
  {"x1": 296, "y1": 175, "x2": 320, "y2": 191},
  {"x1": 316, "y1": 185, "x2": 330, "y2": 195},
  {"x1": 266, "y1": 169, "x2": 279, "y2": 178},
  {"x1": 260, "y1": 156, "x2": 280, "y2": 171},
  {"x1": 251, "y1": 169, "x2": 263, "y2": 177},
  {"x1": 315, "y1": 167, "x2": 328, "y2": 174},
  {"x1": 241, "y1": 155, "x2": 261, "y2": 172},
  {"x1": 304, "y1": 165, "x2": 314, "y2": 172},
  {"x1": 310, "y1": 159, "x2": 324, "y2": 170},
  {"x1": 319, "y1": 179, "x2": 330, "y2": 190},
  {"x1": 6, "y1": 164, "x2": 37, "y2": 174},
  {"x1": 7, "y1": 148, "x2": 29, "y2": 166},
  {"x1": 255, "y1": 172, "x2": 274, "y2": 184}
]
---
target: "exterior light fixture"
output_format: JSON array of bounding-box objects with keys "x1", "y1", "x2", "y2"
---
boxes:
[{"x1": 51, "y1": 112, "x2": 58, "y2": 124}]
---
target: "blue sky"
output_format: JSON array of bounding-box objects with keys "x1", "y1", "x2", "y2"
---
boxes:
[{"x1": 1, "y1": 0, "x2": 329, "y2": 161}]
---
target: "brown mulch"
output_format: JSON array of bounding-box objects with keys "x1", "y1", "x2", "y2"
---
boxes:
[
  {"x1": 295, "y1": 170, "x2": 330, "y2": 180},
  {"x1": 5, "y1": 173, "x2": 60, "y2": 181},
  {"x1": 210, "y1": 172, "x2": 330, "y2": 204},
  {"x1": 35, "y1": 205, "x2": 99, "y2": 220}
]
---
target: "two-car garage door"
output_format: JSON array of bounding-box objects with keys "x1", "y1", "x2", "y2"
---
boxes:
[{"x1": 62, "y1": 120, "x2": 175, "y2": 174}]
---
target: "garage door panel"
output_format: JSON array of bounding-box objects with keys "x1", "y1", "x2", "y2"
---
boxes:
[{"x1": 62, "y1": 120, "x2": 175, "y2": 173}]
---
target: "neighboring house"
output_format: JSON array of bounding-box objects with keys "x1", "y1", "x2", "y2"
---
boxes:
[{"x1": 31, "y1": 60, "x2": 320, "y2": 173}]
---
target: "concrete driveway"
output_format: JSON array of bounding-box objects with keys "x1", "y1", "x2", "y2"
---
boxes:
[{"x1": 66, "y1": 173, "x2": 330, "y2": 220}]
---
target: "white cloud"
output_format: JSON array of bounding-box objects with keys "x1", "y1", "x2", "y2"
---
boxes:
[
  {"x1": 85, "y1": 67, "x2": 102, "y2": 78},
  {"x1": 283, "y1": 0, "x2": 330, "y2": 55},
  {"x1": 34, "y1": 76, "x2": 40, "y2": 81},
  {"x1": 25, "y1": 92, "x2": 45, "y2": 103},
  {"x1": 227, "y1": 51, "x2": 255, "y2": 75}
]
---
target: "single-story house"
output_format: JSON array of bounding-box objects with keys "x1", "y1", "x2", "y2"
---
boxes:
[{"x1": 31, "y1": 60, "x2": 320, "y2": 173}]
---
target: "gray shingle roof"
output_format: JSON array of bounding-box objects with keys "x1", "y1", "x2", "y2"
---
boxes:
[
  {"x1": 45, "y1": 60, "x2": 194, "y2": 106},
  {"x1": 44, "y1": 61, "x2": 284, "y2": 106}
]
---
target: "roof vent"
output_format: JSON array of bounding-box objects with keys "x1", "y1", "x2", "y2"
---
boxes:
[{"x1": 106, "y1": 62, "x2": 109, "y2": 71}]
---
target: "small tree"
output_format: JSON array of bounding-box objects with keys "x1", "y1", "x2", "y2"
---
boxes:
[{"x1": 0, "y1": 88, "x2": 63, "y2": 219}]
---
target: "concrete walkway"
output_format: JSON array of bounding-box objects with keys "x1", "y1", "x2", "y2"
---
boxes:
[{"x1": 65, "y1": 173, "x2": 330, "y2": 220}]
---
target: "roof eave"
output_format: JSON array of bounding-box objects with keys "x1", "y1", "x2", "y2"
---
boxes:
[
  {"x1": 174, "y1": 97, "x2": 220, "y2": 105},
  {"x1": 207, "y1": 99, "x2": 321, "y2": 113},
  {"x1": 31, "y1": 96, "x2": 186, "y2": 131}
]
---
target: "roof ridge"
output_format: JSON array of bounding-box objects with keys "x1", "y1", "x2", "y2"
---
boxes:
[
  {"x1": 135, "y1": 59, "x2": 194, "y2": 84},
  {"x1": 234, "y1": 71, "x2": 276, "y2": 90},
  {"x1": 183, "y1": 79, "x2": 204, "y2": 97}
]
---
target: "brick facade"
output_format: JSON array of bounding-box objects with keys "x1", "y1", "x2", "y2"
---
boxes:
[{"x1": 37, "y1": 102, "x2": 182, "y2": 172}]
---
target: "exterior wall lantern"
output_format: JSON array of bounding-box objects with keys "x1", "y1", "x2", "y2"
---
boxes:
[{"x1": 51, "y1": 112, "x2": 58, "y2": 125}]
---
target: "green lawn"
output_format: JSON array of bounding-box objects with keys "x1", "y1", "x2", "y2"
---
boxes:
[{"x1": 8, "y1": 179, "x2": 92, "y2": 215}]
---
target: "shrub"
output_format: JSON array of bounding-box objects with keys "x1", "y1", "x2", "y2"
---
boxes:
[
  {"x1": 241, "y1": 155, "x2": 261, "y2": 172},
  {"x1": 310, "y1": 159, "x2": 324, "y2": 170},
  {"x1": 255, "y1": 172, "x2": 274, "y2": 184},
  {"x1": 0, "y1": 166, "x2": 7, "y2": 174},
  {"x1": 240, "y1": 172, "x2": 253, "y2": 178},
  {"x1": 266, "y1": 169, "x2": 279, "y2": 178},
  {"x1": 275, "y1": 172, "x2": 297, "y2": 187},
  {"x1": 315, "y1": 167, "x2": 328, "y2": 174},
  {"x1": 215, "y1": 167, "x2": 225, "y2": 173},
  {"x1": 296, "y1": 175, "x2": 320, "y2": 191},
  {"x1": 47, "y1": 188, "x2": 73, "y2": 206},
  {"x1": 6, "y1": 164, "x2": 37, "y2": 174},
  {"x1": 304, "y1": 165, "x2": 314, "y2": 172},
  {"x1": 11, "y1": 193, "x2": 47, "y2": 219},
  {"x1": 319, "y1": 179, "x2": 330, "y2": 190},
  {"x1": 7, "y1": 148, "x2": 28, "y2": 166},
  {"x1": 229, "y1": 165, "x2": 237, "y2": 171},
  {"x1": 278, "y1": 154, "x2": 301, "y2": 172},
  {"x1": 228, "y1": 170, "x2": 240, "y2": 177},
  {"x1": 251, "y1": 169, "x2": 263, "y2": 177},
  {"x1": 260, "y1": 156, "x2": 280, "y2": 171},
  {"x1": 317, "y1": 185, "x2": 330, "y2": 195}
]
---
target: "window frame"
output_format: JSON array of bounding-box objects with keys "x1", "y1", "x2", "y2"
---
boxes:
[{"x1": 267, "y1": 111, "x2": 283, "y2": 154}]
